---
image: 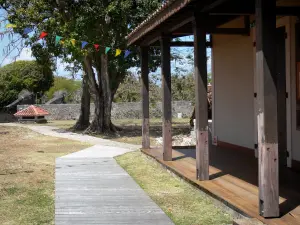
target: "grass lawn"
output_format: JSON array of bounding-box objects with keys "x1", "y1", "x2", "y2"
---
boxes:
[
  {"x1": 44, "y1": 118, "x2": 191, "y2": 146},
  {"x1": 0, "y1": 126, "x2": 90, "y2": 225},
  {"x1": 115, "y1": 151, "x2": 233, "y2": 225}
]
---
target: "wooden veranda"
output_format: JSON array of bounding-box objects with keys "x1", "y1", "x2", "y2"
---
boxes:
[
  {"x1": 142, "y1": 146, "x2": 300, "y2": 225},
  {"x1": 126, "y1": 0, "x2": 300, "y2": 221}
]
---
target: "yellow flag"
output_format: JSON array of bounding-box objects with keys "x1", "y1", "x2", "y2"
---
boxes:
[
  {"x1": 71, "y1": 39, "x2": 76, "y2": 46},
  {"x1": 60, "y1": 40, "x2": 65, "y2": 45},
  {"x1": 5, "y1": 24, "x2": 17, "y2": 28},
  {"x1": 115, "y1": 49, "x2": 121, "y2": 57}
]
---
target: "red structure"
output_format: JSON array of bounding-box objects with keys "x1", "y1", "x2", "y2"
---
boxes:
[{"x1": 14, "y1": 105, "x2": 49, "y2": 123}]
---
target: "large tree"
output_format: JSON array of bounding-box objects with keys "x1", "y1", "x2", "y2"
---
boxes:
[
  {"x1": 1, "y1": 0, "x2": 161, "y2": 133},
  {"x1": 0, "y1": 60, "x2": 54, "y2": 108}
]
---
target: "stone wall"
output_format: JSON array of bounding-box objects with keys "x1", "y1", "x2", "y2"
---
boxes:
[
  {"x1": 17, "y1": 101, "x2": 194, "y2": 120},
  {"x1": 0, "y1": 111, "x2": 17, "y2": 123}
]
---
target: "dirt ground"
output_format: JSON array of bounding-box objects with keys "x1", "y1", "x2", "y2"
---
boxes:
[
  {"x1": 0, "y1": 126, "x2": 90, "y2": 225},
  {"x1": 46, "y1": 118, "x2": 191, "y2": 146}
]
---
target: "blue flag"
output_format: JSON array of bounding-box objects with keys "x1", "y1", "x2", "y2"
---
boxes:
[
  {"x1": 124, "y1": 50, "x2": 131, "y2": 58},
  {"x1": 23, "y1": 27, "x2": 33, "y2": 35},
  {"x1": 81, "y1": 41, "x2": 88, "y2": 49}
]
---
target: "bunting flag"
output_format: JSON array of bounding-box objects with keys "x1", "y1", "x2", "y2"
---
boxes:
[
  {"x1": 71, "y1": 39, "x2": 76, "y2": 46},
  {"x1": 94, "y1": 44, "x2": 100, "y2": 51},
  {"x1": 23, "y1": 27, "x2": 33, "y2": 35},
  {"x1": 39, "y1": 31, "x2": 48, "y2": 39},
  {"x1": 18, "y1": 28, "x2": 130, "y2": 59},
  {"x1": 55, "y1": 35, "x2": 63, "y2": 45},
  {"x1": 115, "y1": 49, "x2": 121, "y2": 56},
  {"x1": 5, "y1": 24, "x2": 17, "y2": 29},
  {"x1": 81, "y1": 41, "x2": 88, "y2": 49},
  {"x1": 105, "y1": 47, "x2": 111, "y2": 54},
  {"x1": 124, "y1": 50, "x2": 131, "y2": 58}
]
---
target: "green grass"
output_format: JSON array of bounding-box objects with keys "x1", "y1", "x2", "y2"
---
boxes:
[
  {"x1": 115, "y1": 151, "x2": 232, "y2": 225},
  {"x1": 0, "y1": 183, "x2": 54, "y2": 225}
]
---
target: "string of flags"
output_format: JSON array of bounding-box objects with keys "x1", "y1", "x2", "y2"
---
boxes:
[{"x1": 4, "y1": 24, "x2": 132, "y2": 58}]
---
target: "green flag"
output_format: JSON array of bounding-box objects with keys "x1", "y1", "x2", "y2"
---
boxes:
[
  {"x1": 55, "y1": 36, "x2": 63, "y2": 45},
  {"x1": 105, "y1": 47, "x2": 111, "y2": 54}
]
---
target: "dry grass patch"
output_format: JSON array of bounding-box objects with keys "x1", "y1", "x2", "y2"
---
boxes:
[
  {"x1": 0, "y1": 126, "x2": 90, "y2": 225},
  {"x1": 115, "y1": 151, "x2": 232, "y2": 225},
  {"x1": 45, "y1": 119, "x2": 190, "y2": 146}
]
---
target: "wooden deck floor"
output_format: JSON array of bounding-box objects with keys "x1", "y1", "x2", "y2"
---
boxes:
[{"x1": 142, "y1": 146, "x2": 300, "y2": 225}]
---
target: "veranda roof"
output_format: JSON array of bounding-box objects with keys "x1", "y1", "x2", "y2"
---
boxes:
[
  {"x1": 126, "y1": 0, "x2": 193, "y2": 45},
  {"x1": 14, "y1": 105, "x2": 49, "y2": 117}
]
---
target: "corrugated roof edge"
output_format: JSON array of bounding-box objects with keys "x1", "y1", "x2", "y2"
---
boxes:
[{"x1": 126, "y1": 0, "x2": 192, "y2": 45}]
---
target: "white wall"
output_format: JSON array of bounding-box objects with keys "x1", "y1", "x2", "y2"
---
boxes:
[
  {"x1": 212, "y1": 15, "x2": 300, "y2": 163},
  {"x1": 212, "y1": 17, "x2": 255, "y2": 149}
]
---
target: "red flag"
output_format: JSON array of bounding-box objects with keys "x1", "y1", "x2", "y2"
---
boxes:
[
  {"x1": 39, "y1": 31, "x2": 48, "y2": 39},
  {"x1": 94, "y1": 44, "x2": 100, "y2": 51}
]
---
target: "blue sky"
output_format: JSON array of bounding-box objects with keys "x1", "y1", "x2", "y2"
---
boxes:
[
  {"x1": 0, "y1": 9, "x2": 211, "y2": 80},
  {"x1": 0, "y1": 9, "x2": 75, "y2": 77}
]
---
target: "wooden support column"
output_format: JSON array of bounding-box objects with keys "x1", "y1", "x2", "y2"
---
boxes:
[
  {"x1": 255, "y1": 0, "x2": 279, "y2": 218},
  {"x1": 160, "y1": 36, "x2": 172, "y2": 161},
  {"x1": 141, "y1": 46, "x2": 150, "y2": 149},
  {"x1": 193, "y1": 15, "x2": 209, "y2": 181}
]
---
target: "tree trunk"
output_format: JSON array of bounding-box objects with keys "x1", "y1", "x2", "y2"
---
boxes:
[
  {"x1": 72, "y1": 66, "x2": 91, "y2": 131},
  {"x1": 84, "y1": 54, "x2": 119, "y2": 134}
]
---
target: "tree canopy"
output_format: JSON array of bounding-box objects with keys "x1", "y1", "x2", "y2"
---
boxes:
[
  {"x1": 0, "y1": 60, "x2": 53, "y2": 108},
  {"x1": 0, "y1": 0, "x2": 163, "y2": 133},
  {"x1": 46, "y1": 76, "x2": 81, "y2": 103}
]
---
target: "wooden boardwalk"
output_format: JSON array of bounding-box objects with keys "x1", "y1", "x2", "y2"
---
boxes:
[{"x1": 55, "y1": 146, "x2": 174, "y2": 225}]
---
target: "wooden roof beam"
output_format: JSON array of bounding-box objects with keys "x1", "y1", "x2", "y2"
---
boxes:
[
  {"x1": 210, "y1": 7, "x2": 300, "y2": 16},
  {"x1": 150, "y1": 41, "x2": 212, "y2": 48}
]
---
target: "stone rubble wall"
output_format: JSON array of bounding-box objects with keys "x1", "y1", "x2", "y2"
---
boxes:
[{"x1": 17, "y1": 101, "x2": 194, "y2": 121}]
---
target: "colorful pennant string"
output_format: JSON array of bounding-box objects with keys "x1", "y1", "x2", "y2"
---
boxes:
[
  {"x1": 55, "y1": 35, "x2": 63, "y2": 45},
  {"x1": 115, "y1": 49, "x2": 121, "y2": 57},
  {"x1": 105, "y1": 47, "x2": 111, "y2": 54},
  {"x1": 39, "y1": 31, "x2": 48, "y2": 39},
  {"x1": 94, "y1": 44, "x2": 100, "y2": 51},
  {"x1": 81, "y1": 41, "x2": 88, "y2": 49},
  {"x1": 18, "y1": 28, "x2": 131, "y2": 58},
  {"x1": 124, "y1": 50, "x2": 131, "y2": 58}
]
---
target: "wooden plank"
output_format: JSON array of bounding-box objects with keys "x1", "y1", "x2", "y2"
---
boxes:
[
  {"x1": 141, "y1": 46, "x2": 150, "y2": 149},
  {"x1": 255, "y1": 0, "x2": 279, "y2": 218},
  {"x1": 141, "y1": 148, "x2": 300, "y2": 225},
  {"x1": 193, "y1": 14, "x2": 209, "y2": 181},
  {"x1": 160, "y1": 36, "x2": 172, "y2": 161},
  {"x1": 55, "y1": 157, "x2": 174, "y2": 225}
]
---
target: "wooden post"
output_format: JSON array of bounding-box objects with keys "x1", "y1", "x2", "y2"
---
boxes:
[
  {"x1": 160, "y1": 36, "x2": 172, "y2": 161},
  {"x1": 141, "y1": 46, "x2": 150, "y2": 149},
  {"x1": 255, "y1": 0, "x2": 279, "y2": 218},
  {"x1": 193, "y1": 15, "x2": 209, "y2": 181}
]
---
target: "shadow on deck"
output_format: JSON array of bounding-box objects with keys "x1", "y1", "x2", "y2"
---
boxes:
[{"x1": 142, "y1": 146, "x2": 300, "y2": 225}]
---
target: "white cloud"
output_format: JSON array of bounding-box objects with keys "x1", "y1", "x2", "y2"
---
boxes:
[
  {"x1": 1, "y1": 47, "x2": 82, "y2": 78},
  {"x1": 17, "y1": 48, "x2": 34, "y2": 61},
  {"x1": 1, "y1": 48, "x2": 34, "y2": 66}
]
